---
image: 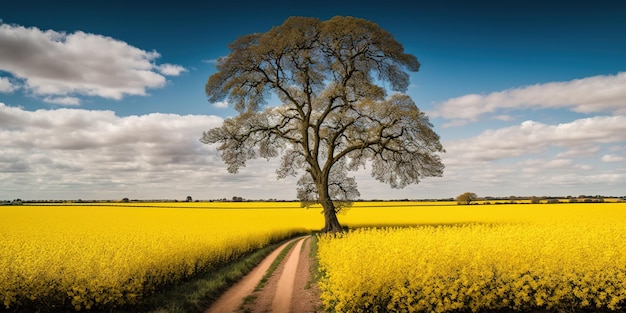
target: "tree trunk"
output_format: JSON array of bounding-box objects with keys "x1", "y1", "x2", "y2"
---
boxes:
[
  {"x1": 320, "y1": 197, "x2": 343, "y2": 233},
  {"x1": 314, "y1": 167, "x2": 344, "y2": 232}
]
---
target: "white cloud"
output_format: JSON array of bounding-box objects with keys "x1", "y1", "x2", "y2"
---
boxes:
[
  {"x1": 0, "y1": 23, "x2": 186, "y2": 103},
  {"x1": 0, "y1": 103, "x2": 323, "y2": 201},
  {"x1": 518, "y1": 158, "x2": 593, "y2": 174},
  {"x1": 522, "y1": 158, "x2": 574, "y2": 169},
  {"x1": 432, "y1": 115, "x2": 626, "y2": 197},
  {"x1": 1, "y1": 103, "x2": 624, "y2": 200},
  {"x1": 158, "y1": 63, "x2": 187, "y2": 76},
  {"x1": 445, "y1": 116, "x2": 626, "y2": 163},
  {"x1": 213, "y1": 100, "x2": 229, "y2": 108},
  {"x1": 601, "y1": 154, "x2": 625, "y2": 162},
  {"x1": 555, "y1": 145, "x2": 600, "y2": 158},
  {"x1": 43, "y1": 96, "x2": 80, "y2": 106},
  {"x1": 0, "y1": 102, "x2": 229, "y2": 199},
  {"x1": 0, "y1": 77, "x2": 17, "y2": 92},
  {"x1": 433, "y1": 72, "x2": 626, "y2": 122}
]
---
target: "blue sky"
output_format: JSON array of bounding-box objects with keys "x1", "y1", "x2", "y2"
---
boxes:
[{"x1": 1, "y1": 0, "x2": 625, "y2": 200}]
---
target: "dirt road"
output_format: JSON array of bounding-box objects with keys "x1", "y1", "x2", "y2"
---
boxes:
[{"x1": 205, "y1": 235, "x2": 322, "y2": 313}]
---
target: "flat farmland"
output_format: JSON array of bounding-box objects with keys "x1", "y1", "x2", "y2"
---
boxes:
[
  {"x1": 319, "y1": 202, "x2": 626, "y2": 312},
  {"x1": 2, "y1": 201, "x2": 625, "y2": 312},
  {"x1": 0, "y1": 202, "x2": 319, "y2": 311}
]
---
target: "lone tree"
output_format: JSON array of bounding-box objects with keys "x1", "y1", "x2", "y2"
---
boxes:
[
  {"x1": 201, "y1": 16, "x2": 444, "y2": 232},
  {"x1": 456, "y1": 192, "x2": 478, "y2": 205}
]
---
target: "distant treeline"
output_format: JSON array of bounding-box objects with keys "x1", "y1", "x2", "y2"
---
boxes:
[{"x1": 3, "y1": 195, "x2": 625, "y2": 205}]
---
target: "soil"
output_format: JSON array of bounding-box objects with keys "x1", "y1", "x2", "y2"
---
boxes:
[{"x1": 204, "y1": 236, "x2": 323, "y2": 313}]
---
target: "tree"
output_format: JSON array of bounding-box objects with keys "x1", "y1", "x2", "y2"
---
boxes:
[
  {"x1": 456, "y1": 192, "x2": 477, "y2": 205},
  {"x1": 201, "y1": 16, "x2": 444, "y2": 232}
]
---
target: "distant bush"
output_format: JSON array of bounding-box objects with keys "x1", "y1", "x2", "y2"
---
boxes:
[{"x1": 456, "y1": 192, "x2": 477, "y2": 205}]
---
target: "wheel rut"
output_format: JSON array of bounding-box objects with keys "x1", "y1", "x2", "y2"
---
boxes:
[
  {"x1": 204, "y1": 235, "x2": 322, "y2": 313},
  {"x1": 271, "y1": 236, "x2": 305, "y2": 313}
]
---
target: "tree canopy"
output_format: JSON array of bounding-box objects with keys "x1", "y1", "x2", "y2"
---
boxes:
[
  {"x1": 201, "y1": 16, "x2": 444, "y2": 232},
  {"x1": 456, "y1": 192, "x2": 478, "y2": 205}
]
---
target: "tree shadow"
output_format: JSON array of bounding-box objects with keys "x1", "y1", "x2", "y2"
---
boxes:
[{"x1": 344, "y1": 221, "x2": 506, "y2": 230}]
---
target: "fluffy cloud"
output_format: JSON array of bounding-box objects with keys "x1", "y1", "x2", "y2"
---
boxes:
[
  {"x1": 0, "y1": 77, "x2": 17, "y2": 92},
  {"x1": 431, "y1": 115, "x2": 626, "y2": 197},
  {"x1": 43, "y1": 96, "x2": 80, "y2": 106},
  {"x1": 0, "y1": 23, "x2": 186, "y2": 104},
  {"x1": 602, "y1": 154, "x2": 625, "y2": 162},
  {"x1": 0, "y1": 102, "x2": 313, "y2": 200},
  {"x1": 2, "y1": 103, "x2": 624, "y2": 200},
  {"x1": 433, "y1": 72, "x2": 626, "y2": 122},
  {"x1": 0, "y1": 103, "x2": 227, "y2": 199},
  {"x1": 212, "y1": 100, "x2": 229, "y2": 108},
  {"x1": 444, "y1": 116, "x2": 626, "y2": 163},
  {"x1": 157, "y1": 64, "x2": 187, "y2": 76},
  {"x1": 0, "y1": 102, "x2": 221, "y2": 154}
]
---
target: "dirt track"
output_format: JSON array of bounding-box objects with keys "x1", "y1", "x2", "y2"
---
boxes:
[{"x1": 204, "y1": 236, "x2": 322, "y2": 313}]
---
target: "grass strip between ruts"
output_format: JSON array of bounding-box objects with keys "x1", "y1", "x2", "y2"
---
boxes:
[
  {"x1": 238, "y1": 237, "x2": 304, "y2": 312},
  {"x1": 254, "y1": 237, "x2": 302, "y2": 292},
  {"x1": 139, "y1": 235, "x2": 303, "y2": 313}
]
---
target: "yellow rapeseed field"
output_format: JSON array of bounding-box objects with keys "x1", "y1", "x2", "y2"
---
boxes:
[
  {"x1": 318, "y1": 202, "x2": 626, "y2": 312},
  {"x1": 4, "y1": 201, "x2": 625, "y2": 312},
  {"x1": 0, "y1": 202, "x2": 321, "y2": 310}
]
